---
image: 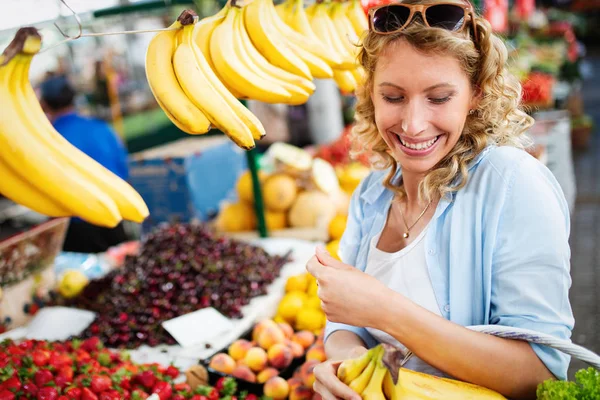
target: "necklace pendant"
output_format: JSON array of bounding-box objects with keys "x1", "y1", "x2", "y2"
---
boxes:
[{"x1": 403, "y1": 232, "x2": 409, "y2": 239}]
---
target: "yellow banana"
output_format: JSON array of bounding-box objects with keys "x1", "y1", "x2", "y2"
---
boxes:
[
  {"x1": 286, "y1": 0, "x2": 319, "y2": 39},
  {"x1": 330, "y1": 2, "x2": 361, "y2": 60},
  {"x1": 0, "y1": 158, "x2": 70, "y2": 217},
  {"x1": 275, "y1": 1, "x2": 290, "y2": 22},
  {"x1": 361, "y1": 354, "x2": 387, "y2": 400},
  {"x1": 15, "y1": 56, "x2": 149, "y2": 223},
  {"x1": 210, "y1": 6, "x2": 292, "y2": 103},
  {"x1": 0, "y1": 32, "x2": 121, "y2": 227},
  {"x1": 345, "y1": 0, "x2": 369, "y2": 38},
  {"x1": 173, "y1": 16, "x2": 256, "y2": 149},
  {"x1": 234, "y1": 6, "x2": 313, "y2": 105},
  {"x1": 352, "y1": 65, "x2": 365, "y2": 88},
  {"x1": 334, "y1": 69, "x2": 357, "y2": 94},
  {"x1": 382, "y1": 370, "x2": 398, "y2": 400},
  {"x1": 309, "y1": 3, "x2": 355, "y2": 69},
  {"x1": 338, "y1": 347, "x2": 377, "y2": 385},
  {"x1": 243, "y1": 0, "x2": 312, "y2": 79},
  {"x1": 146, "y1": 21, "x2": 211, "y2": 135},
  {"x1": 348, "y1": 347, "x2": 381, "y2": 394}
]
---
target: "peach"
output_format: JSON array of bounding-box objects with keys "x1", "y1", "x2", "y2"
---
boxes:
[
  {"x1": 264, "y1": 376, "x2": 290, "y2": 400},
  {"x1": 244, "y1": 347, "x2": 268, "y2": 372},
  {"x1": 305, "y1": 345, "x2": 326, "y2": 363},
  {"x1": 267, "y1": 343, "x2": 293, "y2": 369},
  {"x1": 209, "y1": 353, "x2": 236, "y2": 374},
  {"x1": 288, "y1": 341, "x2": 304, "y2": 358},
  {"x1": 232, "y1": 365, "x2": 257, "y2": 383},
  {"x1": 287, "y1": 377, "x2": 303, "y2": 391},
  {"x1": 236, "y1": 358, "x2": 247, "y2": 367},
  {"x1": 258, "y1": 325, "x2": 286, "y2": 350},
  {"x1": 278, "y1": 322, "x2": 294, "y2": 339},
  {"x1": 289, "y1": 385, "x2": 314, "y2": 400},
  {"x1": 257, "y1": 367, "x2": 279, "y2": 383},
  {"x1": 299, "y1": 359, "x2": 320, "y2": 388},
  {"x1": 291, "y1": 330, "x2": 315, "y2": 350},
  {"x1": 253, "y1": 319, "x2": 279, "y2": 342},
  {"x1": 228, "y1": 339, "x2": 253, "y2": 361}
]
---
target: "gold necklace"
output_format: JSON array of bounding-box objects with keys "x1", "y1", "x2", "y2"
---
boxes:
[{"x1": 397, "y1": 199, "x2": 432, "y2": 239}]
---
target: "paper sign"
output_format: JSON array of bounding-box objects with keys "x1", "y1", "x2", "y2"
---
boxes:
[
  {"x1": 162, "y1": 307, "x2": 234, "y2": 348},
  {"x1": 25, "y1": 307, "x2": 97, "y2": 341}
]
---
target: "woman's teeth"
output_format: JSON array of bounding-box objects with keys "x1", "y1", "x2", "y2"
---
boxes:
[{"x1": 399, "y1": 136, "x2": 439, "y2": 150}]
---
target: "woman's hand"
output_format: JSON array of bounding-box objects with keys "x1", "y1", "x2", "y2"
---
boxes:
[
  {"x1": 313, "y1": 346, "x2": 367, "y2": 400},
  {"x1": 306, "y1": 246, "x2": 390, "y2": 329}
]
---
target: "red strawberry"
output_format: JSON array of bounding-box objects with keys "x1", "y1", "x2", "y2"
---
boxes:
[
  {"x1": 37, "y1": 386, "x2": 59, "y2": 400},
  {"x1": 81, "y1": 338, "x2": 102, "y2": 352},
  {"x1": 130, "y1": 390, "x2": 149, "y2": 400},
  {"x1": 244, "y1": 395, "x2": 258, "y2": 400},
  {"x1": 58, "y1": 397, "x2": 69, "y2": 400},
  {"x1": 0, "y1": 390, "x2": 14, "y2": 400},
  {"x1": 80, "y1": 388, "x2": 99, "y2": 400},
  {"x1": 34, "y1": 369, "x2": 54, "y2": 387},
  {"x1": 173, "y1": 382, "x2": 191, "y2": 392},
  {"x1": 171, "y1": 395, "x2": 186, "y2": 400},
  {"x1": 215, "y1": 377, "x2": 227, "y2": 392},
  {"x1": 32, "y1": 350, "x2": 50, "y2": 367},
  {"x1": 55, "y1": 374, "x2": 71, "y2": 390},
  {"x1": 189, "y1": 396, "x2": 203, "y2": 400},
  {"x1": 151, "y1": 381, "x2": 173, "y2": 400},
  {"x1": 58, "y1": 366, "x2": 75, "y2": 381},
  {"x1": 65, "y1": 387, "x2": 82, "y2": 400},
  {"x1": 23, "y1": 382, "x2": 39, "y2": 396},
  {"x1": 19, "y1": 340, "x2": 34, "y2": 351},
  {"x1": 134, "y1": 371, "x2": 156, "y2": 390},
  {"x1": 164, "y1": 365, "x2": 179, "y2": 379},
  {"x1": 208, "y1": 388, "x2": 219, "y2": 400},
  {"x1": 120, "y1": 378, "x2": 132, "y2": 390},
  {"x1": 99, "y1": 390, "x2": 121, "y2": 400},
  {"x1": 90, "y1": 375, "x2": 112, "y2": 394},
  {"x1": 1, "y1": 377, "x2": 21, "y2": 392},
  {"x1": 7, "y1": 345, "x2": 24, "y2": 356}
]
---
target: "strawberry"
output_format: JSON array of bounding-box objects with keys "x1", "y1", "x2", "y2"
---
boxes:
[
  {"x1": 134, "y1": 371, "x2": 156, "y2": 390},
  {"x1": 120, "y1": 378, "x2": 132, "y2": 390},
  {"x1": 173, "y1": 382, "x2": 191, "y2": 392},
  {"x1": 171, "y1": 395, "x2": 186, "y2": 400},
  {"x1": 23, "y1": 382, "x2": 39, "y2": 396},
  {"x1": 80, "y1": 388, "x2": 99, "y2": 400},
  {"x1": 189, "y1": 396, "x2": 203, "y2": 400},
  {"x1": 65, "y1": 387, "x2": 82, "y2": 399},
  {"x1": 34, "y1": 369, "x2": 54, "y2": 387},
  {"x1": 90, "y1": 375, "x2": 112, "y2": 394},
  {"x1": 81, "y1": 338, "x2": 102, "y2": 352},
  {"x1": 19, "y1": 340, "x2": 34, "y2": 351},
  {"x1": 208, "y1": 388, "x2": 219, "y2": 400},
  {"x1": 32, "y1": 350, "x2": 50, "y2": 367},
  {"x1": 55, "y1": 374, "x2": 71, "y2": 390},
  {"x1": 58, "y1": 397, "x2": 69, "y2": 400},
  {"x1": 130, "y1": 390, "x2": 149, "y2": 400},
  {"x1": 151, "y1": 381, "x2": 173, "y2": 400},
  {"x1": 37, "y1": 386, "x2": 59, "y2": 400},
  {"x1": 58, "y1": 366, "x2": 75, "y2": 381},
  {"x1": 0, "y1": 390, "x2": 14, "y2": 400},
  {"x1": 99, "y1": 390, "x2": 121, "y2": 400},
  {"x1": 1, "y1": 376, "x2": 21, "y2": 392},
  {"x1": 215, "y1": 377, "x2": 237, "y2": 396},
  {"x1": 245, "y1": 395, "x2": 258, "y2": 400},
  {"x1": 164, "y1": 365, "x2": 179, "y2": 379}
]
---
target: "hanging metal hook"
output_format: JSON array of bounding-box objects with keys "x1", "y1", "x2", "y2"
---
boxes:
[{"x1": 53, "y1": 0, "x2": 83, "y2": 40}]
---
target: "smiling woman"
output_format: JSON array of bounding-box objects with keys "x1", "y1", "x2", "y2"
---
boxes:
[{"x1": 305, "y1": 1, "x2": 575, "y2": 400}]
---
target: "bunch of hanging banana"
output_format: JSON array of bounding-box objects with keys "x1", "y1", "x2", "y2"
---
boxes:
[
  {"x1": 337, "y1": 344, "x2": 507, "y2": 400},
  {"x1": 0, "y1": 28, "x2": 149, "y2": 227}
]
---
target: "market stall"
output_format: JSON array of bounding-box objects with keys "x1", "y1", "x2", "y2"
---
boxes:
[{"x1": 1, "y1": 0, "x2": 599, "y2": 399}]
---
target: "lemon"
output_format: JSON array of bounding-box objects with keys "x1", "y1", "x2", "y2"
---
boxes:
[
  {"x1": 326, "y1": 240, "x2": 341, "y2": 261},
  {"x1": 307, "y1": 280, "x2": 319, "y2": 296},
  {"x1": 306, "y1": 296, "x2": 322, "y2": 310},
  {"x1": 285, "y1": 274, "x2": 309, "y2": 293},
  {"x1": 273, "y1": 314, "x2": 287, "y2": 324},
  {"x1": 58, "y1": 270, "x2": 89, "y2": 298},
  {"x1": 277, "y1": 291, "x2": 308, "y2": 323},
  {"x1": 328, "y1": 214, "x2": 347, "y2": 241},
  {"x1": 295, "y1": 308, "x2": 326, "y2": 331}
]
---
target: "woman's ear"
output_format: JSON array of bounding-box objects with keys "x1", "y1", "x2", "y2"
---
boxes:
[{"x1": 470, "y1": 85, "x2": 483, "y2": 111}]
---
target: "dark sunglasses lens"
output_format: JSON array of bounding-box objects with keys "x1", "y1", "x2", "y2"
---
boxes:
[
  {"x1": 372, "y1": 5, "x2": 411, "y2": 33},
  {"x1": 425, "y1": 5, "x2": 466, "y2": 31}
]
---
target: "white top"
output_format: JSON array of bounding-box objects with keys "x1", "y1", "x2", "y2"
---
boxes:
[{"x1": 365, "y1": 226, "x2": 448, "y2": 377}]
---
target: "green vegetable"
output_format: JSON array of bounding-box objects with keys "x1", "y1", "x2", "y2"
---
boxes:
[{"x1": 536, "y1": 368, "x2": 600, "y2": 399}]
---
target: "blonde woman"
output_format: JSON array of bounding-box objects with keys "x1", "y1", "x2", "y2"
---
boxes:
[{"x1": 306, "y1": 1, "x2": 574, "y2": 399}]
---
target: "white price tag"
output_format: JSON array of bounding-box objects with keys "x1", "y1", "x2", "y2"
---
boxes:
[{"x1": 162, "y1": 308, "x2": 234, "y2": 348}]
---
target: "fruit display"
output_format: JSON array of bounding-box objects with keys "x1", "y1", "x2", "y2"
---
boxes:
[
  {"x1": 521, "y1": 72, "x2": 556, "y2": 108},
  {"x1": 0, "y1": 336, "x2": 207, "y2": 400},
  {"x1": 0, "y1": 28, "x2": 149, "y2": 226},
  {"x1": 337, "y1": 344, "x2": 506, "y2": 399},
  {"x1": 274, "y1": 274, "x2": 326, "y2": 335},
  {"x1": 146, "y1": 0, "x2": 368, "y2": 150},
  {"x1": 57, "y1": 223, "x2": 290, "y2": 348},
  {"x1": 215, "y1": 143, "x2": 351, "y2": 235},
  {"x1": 312, "y1": 125, "x2": 370, "y2": 168}
]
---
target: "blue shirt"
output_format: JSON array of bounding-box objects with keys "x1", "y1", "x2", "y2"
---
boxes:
[
  {"x1": 53, "y1": 112, "x2": 129, "y2": 181},
  {"x1": 325, "y1": 145, "x2": 575, "y2": 380}
]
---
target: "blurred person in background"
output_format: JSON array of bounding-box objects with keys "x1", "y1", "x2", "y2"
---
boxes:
[{"x1": 40, "y1": 75, "x2": 130, "y2": 253}]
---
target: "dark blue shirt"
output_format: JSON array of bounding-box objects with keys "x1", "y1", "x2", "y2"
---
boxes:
[{"x1": 53, "y1": 112, "x2": 129, "y2": 180}]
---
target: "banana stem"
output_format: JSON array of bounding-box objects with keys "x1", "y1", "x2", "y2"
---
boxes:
[
  {"x1": 1, "y1": 28, "x2": 42, "y2": 65},
  {"x1": 177, "y1": 9, "x2": 198, "y2": 26}
]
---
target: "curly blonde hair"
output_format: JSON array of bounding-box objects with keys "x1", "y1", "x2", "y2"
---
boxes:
[{"x1": 352, "y1": 0, "x2": 534, "y2": 202}]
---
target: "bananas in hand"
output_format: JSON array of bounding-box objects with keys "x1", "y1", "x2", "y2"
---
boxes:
[
  {"x1": 338, "y1": 344, "x2": 507, "y2": 400},
  {"x1": 0, "y1": 28, "x2": 149, "y2": 226}
]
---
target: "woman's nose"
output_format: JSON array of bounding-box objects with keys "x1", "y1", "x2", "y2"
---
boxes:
[{"x1": 401, "y1": 101, "x2": 428, "y2": 135}]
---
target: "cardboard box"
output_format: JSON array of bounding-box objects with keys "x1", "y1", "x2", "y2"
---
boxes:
[{"x1": 128, "y1": 136, "x2": 248, "y2": 232}]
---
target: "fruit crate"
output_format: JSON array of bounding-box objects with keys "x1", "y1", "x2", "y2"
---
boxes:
[
  {"x1": 200, "y1": 328, "x2": 307, "y2": 395},
  {"x1": 0, "y1": 217, "x2": 69, "y2": 330}
]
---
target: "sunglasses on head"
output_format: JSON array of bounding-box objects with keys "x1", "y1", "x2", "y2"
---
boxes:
[{"x1": 368, "y1": 1, "x2": 478, "y2": 42}]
